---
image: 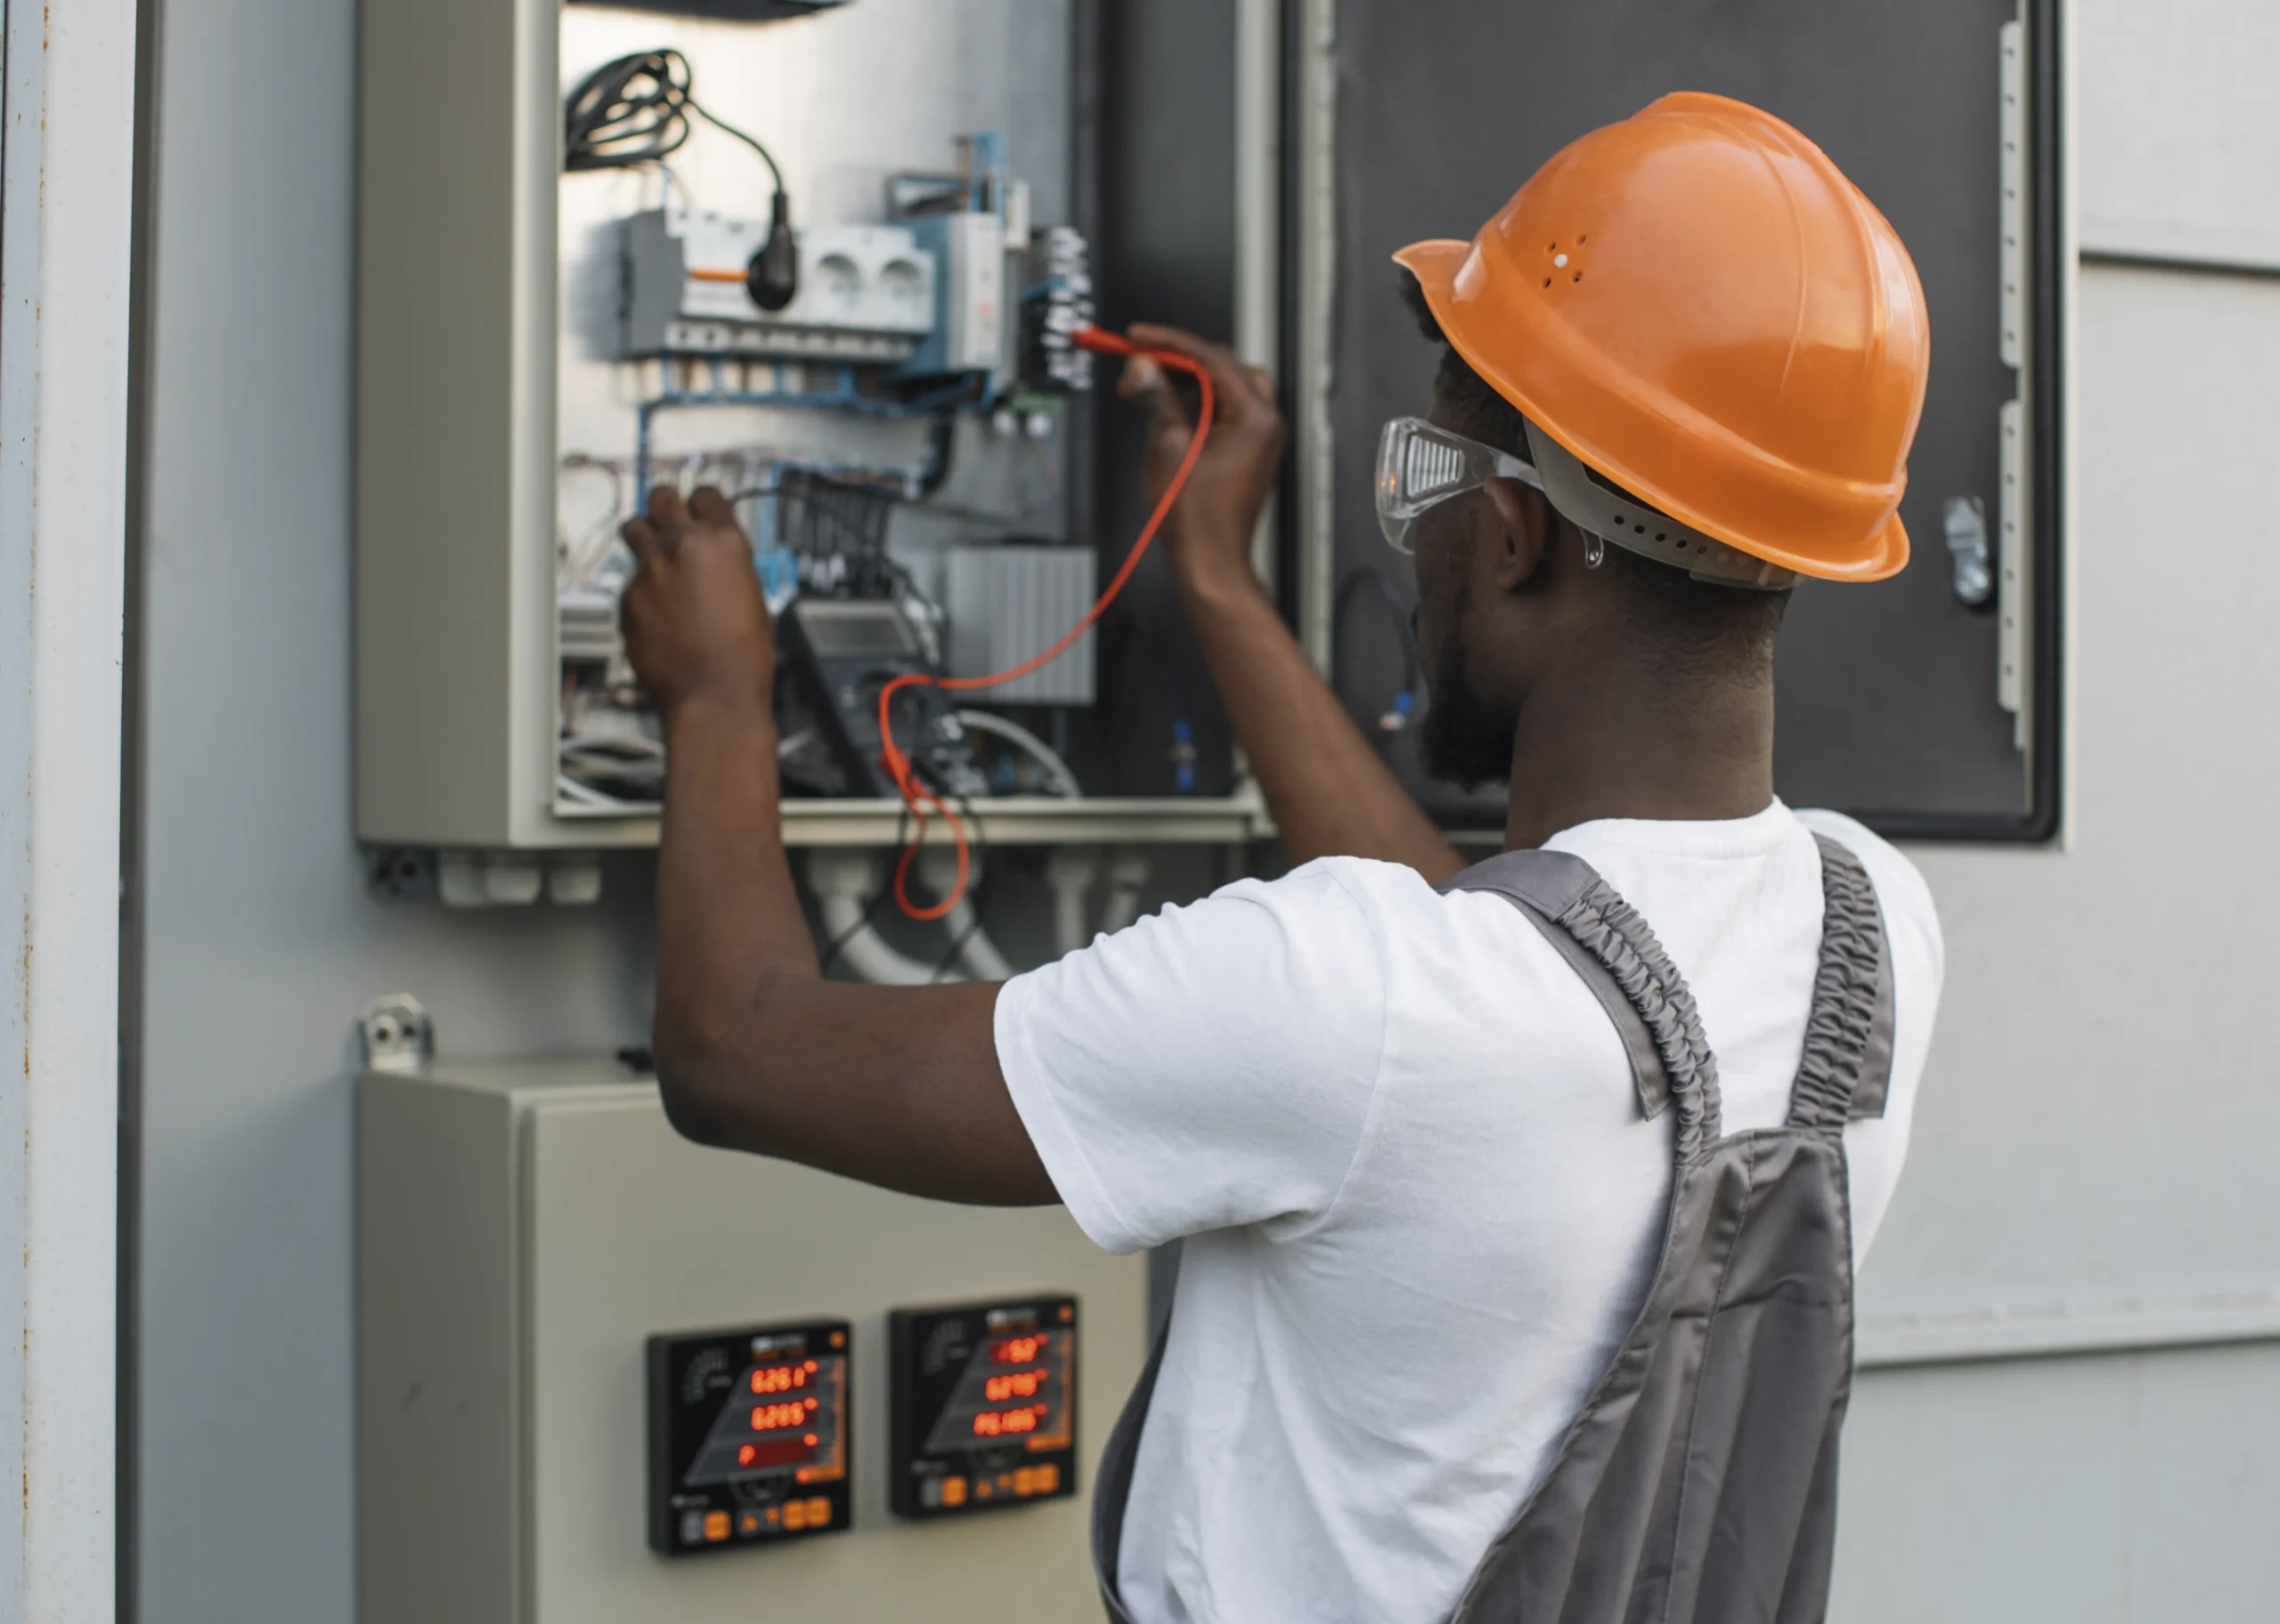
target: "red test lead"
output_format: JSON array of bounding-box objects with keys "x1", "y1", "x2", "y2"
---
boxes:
[{"x1": 873, "y1": 326, "x2": 1217, "y2": 922}]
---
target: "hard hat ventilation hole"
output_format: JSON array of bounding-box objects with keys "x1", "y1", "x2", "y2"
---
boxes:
[
  {"x1": 1577, "y1": 234, "x2": 1588, "y2": 244},
  {"x1": 1573, "y1": 272, "x2": 1583, "y2": 282},
  {"x1": 1543, "y1": 278, "x2": 1552, "y2": 288}
]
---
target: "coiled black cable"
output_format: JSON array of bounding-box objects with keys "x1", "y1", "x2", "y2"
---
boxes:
[
  {"x1": 565, "y1": 48, "x2": 782, "y2": 191},
  {"x1": 564, "y1": 48, "x2": 799, "y2": 309}
]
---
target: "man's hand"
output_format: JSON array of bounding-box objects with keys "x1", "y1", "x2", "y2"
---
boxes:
[
  {"x1": 1114, "y1": 321, "x2": 1462, "y2": 882},
  {"x1": 619, "y1": 484, "x2": 775, "y2": 723},
  {"x1": 1120, "y1": 323, "x2": 1286, "y2": 601}
]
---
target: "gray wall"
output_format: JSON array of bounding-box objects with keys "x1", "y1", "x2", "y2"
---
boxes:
[
  {"x1": 132, "y1": 2, "x2": 2280, "y2": 1622},
  {"x1": 134, "y1": 0, "x2": 656, "y2": 1614},
  {"x1": 1827, "y1": 3, "x2": 2280, "y2": 1616}
]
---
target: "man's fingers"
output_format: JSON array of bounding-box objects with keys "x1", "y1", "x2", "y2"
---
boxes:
[
  {"x1": 1126, "y1": 322, "x2": 1260, "y2": 423},
  {"x1": 622, "y1": 515, "x2": 664, "y2": 569},
  {"x1": 647, "y1": 482, "x2": 691, "y2": 528},
  {"x1": 1118, "y1": 354, "x2": 1165, "y2": 402},
  {"x1": 688, "y1": 484, "x2": 741, "y2": 532},
  {"x1": 1243, "y1": 365, "x2": 1274, "y2": 407}
]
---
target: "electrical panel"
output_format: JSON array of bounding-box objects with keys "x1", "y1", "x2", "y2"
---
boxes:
[
  {"x1": 360, "y1": 1061, "x2": 1147, "y2": 1622},
  {"x1": 356, "y1": 0, "x2": 1270, "y2": 861}
]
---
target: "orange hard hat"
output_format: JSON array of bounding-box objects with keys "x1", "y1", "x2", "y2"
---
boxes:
[{"x1": 1396, "y1": 92, "x2": 1929, "y2": 584}]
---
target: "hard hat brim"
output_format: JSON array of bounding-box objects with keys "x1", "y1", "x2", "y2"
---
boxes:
[{"x1": 1393, "y1": 238, "x2": 1910, "y2": 585}]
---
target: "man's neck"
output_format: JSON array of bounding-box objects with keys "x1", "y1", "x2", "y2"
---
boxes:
[{"x1": 1502, "y1": 661, "x2": 1776, "y2": 850}]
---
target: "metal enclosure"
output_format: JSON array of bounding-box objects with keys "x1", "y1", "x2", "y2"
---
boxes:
[
  {"x1": 358, "y1": 1061, "x2": 1147, "y2": 1623},
  {"x1": 355, "y1": 0, "x2": 1274, "y2": 855},
  {"x1": 1308, "y1": 0, "x2": 2065, "y2": 840}
]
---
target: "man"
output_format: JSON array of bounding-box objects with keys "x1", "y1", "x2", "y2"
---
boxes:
[{"x1": 620, "y1": 93, "x2": 1942, "y2": 1623}]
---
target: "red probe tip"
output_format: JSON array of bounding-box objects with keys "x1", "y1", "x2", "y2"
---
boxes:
[{"x1": 1071, "y1": 324, "x2": 1137, "y2": 357}]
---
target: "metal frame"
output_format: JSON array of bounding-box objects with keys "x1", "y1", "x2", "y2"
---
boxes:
[{"x1": 0, "y1": 0, "x2": 136, "y2": 1610}]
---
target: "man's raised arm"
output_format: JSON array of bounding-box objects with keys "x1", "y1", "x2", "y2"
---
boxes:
[
  {"x1": 1118, "y1": 324, "x2": 1462, "y2": 881},
  {"x1": 620, "y1": 485, "x2": 1052, "y2": 1203}
]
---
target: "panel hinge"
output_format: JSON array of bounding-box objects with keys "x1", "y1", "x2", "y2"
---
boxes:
[
  {"x1": 1995, "y1": 15, "x2": 2031, "y2": 755},
  {"x1": 359, "y1": 994, "x2": 433, "y2": 1075},
  {"x1": 1999, "y1": 20, "x2": 2026, "y2": 371}
]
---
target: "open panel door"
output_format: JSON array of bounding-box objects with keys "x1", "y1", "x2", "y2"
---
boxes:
[{"x1": 1310, "y1": 0, "x2": 2065, "y2": 840}]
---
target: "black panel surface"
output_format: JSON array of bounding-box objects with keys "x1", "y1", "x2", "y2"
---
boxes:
[
  {"x1": 646, "y1": 1320, "x2": 852, "y2": 1555},
  {"x1": 1326, "y1": 0, "x2": 2060, "y2": 835},
  {"x1": 889, "y1": 1295, "x2": 1079, "y2": 1519},
  {"x1": 1080, "y1": 0, "x2": 1242, "y2": 797}
]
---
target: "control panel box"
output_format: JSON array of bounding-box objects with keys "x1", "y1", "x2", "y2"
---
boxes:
[
  {"x1": 357, "y1": 1060, "x2": 1148, "y2": 1623},
  {"x1": 889, "y1": 1296, "x2": 1079, "y2": 1519},
  {"x1": 647, "y1": 1319, "x2": 853, "y2": 1555},
  {"x1": 355, "y1": 0, "x2": 1269, "y2": 855}
]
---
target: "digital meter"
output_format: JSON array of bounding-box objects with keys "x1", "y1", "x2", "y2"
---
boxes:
[
  {"x1": 778, "y1": 597, "x2": 986, "y2": 800},
  {"x1": 888, "y1": 1295, "x2": 1078, "y2": 1519},
  {"x1": 646, "y1": 1319, "x2": 852, "y2": 1556}
]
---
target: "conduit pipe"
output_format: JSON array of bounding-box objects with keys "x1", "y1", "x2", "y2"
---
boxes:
[
  {"x1": 806, "y1": 849, "x2": 965, "y2": 986},
  {"x1": 1046, "y1": 847, "x2": 1103, "y2": 956},
  {"x1": 1098, "y1": 846, "x2": 1152, "y2": 936}
]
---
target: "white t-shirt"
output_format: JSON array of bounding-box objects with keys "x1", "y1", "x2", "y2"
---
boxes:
[{"x1": 995, "y1": 802, "x2": 1942, "y2": 1624}]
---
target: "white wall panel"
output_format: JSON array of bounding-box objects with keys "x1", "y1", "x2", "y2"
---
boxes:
[
  {"x1": 1832, "y1": 1341, "x2": 2280, "y2": 1622},
  {"x1": 2078, "y1": 0, "x2": 2280, "y2": 268},
  {"x1": 1860, "y1": 264, "x2": 2280, "y2": 1343}
]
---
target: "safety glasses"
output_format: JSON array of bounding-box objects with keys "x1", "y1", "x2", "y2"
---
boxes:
[{"x1": 1374, "y1": 416, "x2": 1543, "y2": 554}]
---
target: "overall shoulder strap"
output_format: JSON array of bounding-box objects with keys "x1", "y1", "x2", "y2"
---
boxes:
[
  {"x1": 1439, "y1": 849, "x2": 1722, "y2": 1159},
  {"x1": 1787, "y1": 833, "x2": 1897, "y2": 1132}
]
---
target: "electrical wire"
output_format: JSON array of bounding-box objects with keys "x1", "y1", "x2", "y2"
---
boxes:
[
  {"x1": 954, "y1": 710, "x2": 1081, "y2": 799},
  {"x1": 875, "y1": 327, "x2": 1216, "y2": 920},
  {"x1": 563, "y1": 50, "x2": 786, "y2": 195},
  {"x1": 930, "y1": 796, "x2": 991, "y2": 981}
]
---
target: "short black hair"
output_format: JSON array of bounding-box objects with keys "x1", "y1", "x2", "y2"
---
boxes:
[{"x1": 1398, "y1": 272, "x2": 1789, "y2": 678}]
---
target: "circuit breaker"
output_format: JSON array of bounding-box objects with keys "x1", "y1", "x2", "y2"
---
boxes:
[
  {"x1": 359, "y1": 1060, "x2": 1146, "y2": 1623},
  {"x1": 355, "y1": 0, "x2": 1269, "y2": 861}
]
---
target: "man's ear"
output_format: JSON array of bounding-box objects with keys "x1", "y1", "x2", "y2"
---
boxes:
[{"x1": 1480, "y1": 478, "x2": 1551, "y2": 590}]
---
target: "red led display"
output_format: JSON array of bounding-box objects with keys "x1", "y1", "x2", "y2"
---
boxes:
[
  {"x1": 989, "y1": 1336, "x2": 1047, "y2": 1365},
  {"x1": 972, "y1": 1403, "x2": 1050, "y2": 1438},
  {"x1": 734, "y1": 1438, "x2": 816, "y2": 1470},
  {"x1": 750, "y1": 1361, "x2": 817, "y2": 1395},
  {"x1": 983, "y1": 1368, "x2": 1049, "y2": 1402},
  {"x1": 750, "y1": 1397, "x2": 820, "y2": 1432}
]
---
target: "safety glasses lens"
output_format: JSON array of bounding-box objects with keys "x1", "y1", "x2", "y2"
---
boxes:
[{"x1": 1377, "y1": 418, "x2": 1477, "y2": 554}]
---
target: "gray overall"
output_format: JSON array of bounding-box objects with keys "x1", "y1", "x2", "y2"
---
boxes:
[{"x1": 1092, "y1": 835, "x2": 1893, "y2": 1623}]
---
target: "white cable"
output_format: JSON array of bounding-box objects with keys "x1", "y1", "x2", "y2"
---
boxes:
[
  {"x1": 954, "y1": 709, "x2": 1082, "y2": 799},
  {"x1": 554, "y1": 774, "x2": 628, "y2": 808}
]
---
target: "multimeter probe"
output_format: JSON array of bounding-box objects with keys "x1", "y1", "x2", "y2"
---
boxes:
[{"x1": 874, "y1": 327, "x2": 1217, "y2": 922}]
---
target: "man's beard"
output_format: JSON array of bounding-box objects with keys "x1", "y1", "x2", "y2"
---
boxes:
[{"x1": 1419, "y1": 621, "x2": 1518, "y2": 792}]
